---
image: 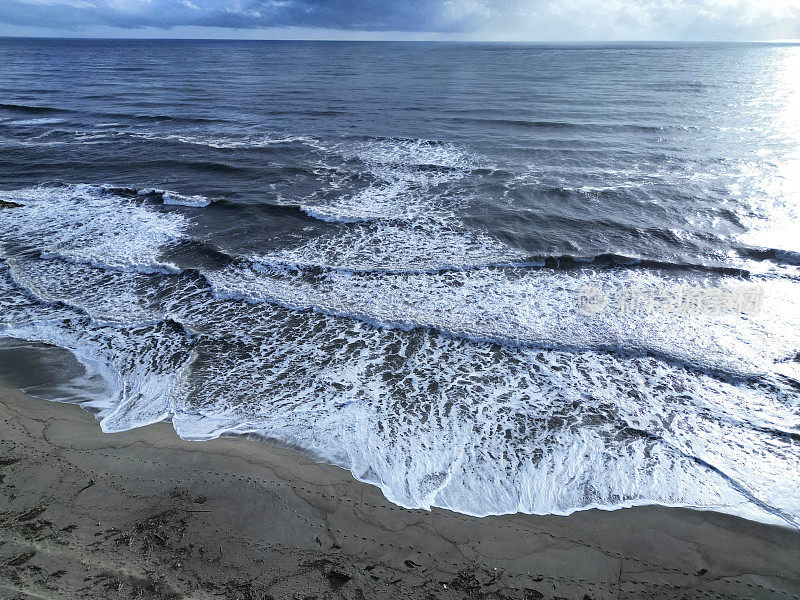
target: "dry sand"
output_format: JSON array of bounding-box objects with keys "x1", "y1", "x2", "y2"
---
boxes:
[{"x1": 1, "y1": 383, "x2": 799, "y2": 600}]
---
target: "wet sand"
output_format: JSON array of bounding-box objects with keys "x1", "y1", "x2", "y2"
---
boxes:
[{"x1": 1, "y1": 383, "x2": 799, "y2": 600}]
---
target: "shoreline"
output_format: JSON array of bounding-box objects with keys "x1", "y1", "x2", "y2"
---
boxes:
[
  {"x1": 177, "y1": 422, "x2": 793, "y2": 530},
  {"x1": 1, "y1": 383, "x2": 799, "y2": 599}
]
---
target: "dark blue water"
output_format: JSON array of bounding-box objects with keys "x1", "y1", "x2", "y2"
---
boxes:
[{"x1": 1, "y1": 39, "x2": 799, "y2": 526}]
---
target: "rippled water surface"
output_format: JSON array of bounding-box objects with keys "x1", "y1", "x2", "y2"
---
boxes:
[{"x1": 1, "y1": 39, "x2": 799, "y2": 526}]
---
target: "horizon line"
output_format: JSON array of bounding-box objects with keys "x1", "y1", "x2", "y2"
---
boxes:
[{"x1": 2, "y1": 34, "x2": 800, "y2": 44}]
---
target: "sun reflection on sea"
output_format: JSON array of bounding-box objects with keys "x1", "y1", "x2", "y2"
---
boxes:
[{"x1": 739, "y1": 46, "x2": 800, "y2": 253}]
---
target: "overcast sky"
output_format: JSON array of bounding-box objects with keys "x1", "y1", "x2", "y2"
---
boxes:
[{"x1": 1, "y1": 0, "x2": 799, "y2": 41}]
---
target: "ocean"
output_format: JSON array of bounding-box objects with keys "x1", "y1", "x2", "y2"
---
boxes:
[{"x1": 1, "y1": 38, "x2": 798, "y2": 528}]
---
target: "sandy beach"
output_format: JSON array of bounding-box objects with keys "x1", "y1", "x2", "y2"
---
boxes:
[{"x1": 0, "y1": 383, "x2": 797, "y2": 600}]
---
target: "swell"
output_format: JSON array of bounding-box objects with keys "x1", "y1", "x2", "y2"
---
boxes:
[
  {"x1": 99, "y1": 188, "x2": 332, "y2": 221},
  {"x1": 121, "y1": 159, "x2": 325, "y2": 179},
  {"x1": 346, "y1": 135, "x2": 454, "y2": 146},
  {"x1": 0, "y1": 108, "x2": 229, "y2": 126},
  {"x1": 248, "y1": 248, "x2": 751, "y2": 278},
  {"x1": 17, "y1": 183, "x2": 752, "y2": 282},
  {"x1": 3, "y1": 187, "x2": 751, "y2": 278},
  {"x1": 130, "y1": 158, "x2": 251, "y2": 175},
  {"x1": 0, "y1": 102, "x2": 75, "y2": 115},
  {"x1": 122, "y1": 132, "x2": 318, "y2": 151},
  {"x1": 445, "y1": 116, "x2": 697, "y2": 133},
  {"x1": 0, "y1": 249, "x2": 767, "y2": 387},
  {"x1": 735, "y1": 245, "x2": 800, "y2": 267},
  {"x1": 128, "y1": 113, "x2": 228, "y2": 125}
]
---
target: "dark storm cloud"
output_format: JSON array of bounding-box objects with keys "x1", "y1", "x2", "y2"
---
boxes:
[
  {"x1": 1, "y1": 0, "x2": 799, "y2": 40},
  {"x1": 196, "y1": 0, "x2": 472, "y2": 32},
  {"x1": 0, "y1": 0, "x2": 478, "y2": 32}
]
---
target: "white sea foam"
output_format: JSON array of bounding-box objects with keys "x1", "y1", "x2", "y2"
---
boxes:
[
  {"x1": 137, "y1": 187, "x2": 212, "y2": 207},
  {"x1": 255, "y1": 221, "x2": 532, "y2": 272},
  {"x1": 300, "y1": 181, "x2": 424, "y2": 223},
  {"x1": 3, "y1": 117, "x2": 66, "y2": 126},
  {"x1": 298, "y1": 138, "x2": 475, "y2": 224},
  {"x1": 0, "y1": 261, "x2": 78, "y2": 328},
  {"x1": 0, "y1": 184, "x2": 190, "y2": 273},
  {"x1": 123, "y1": 130, "x2": 324, "y2": 151}
]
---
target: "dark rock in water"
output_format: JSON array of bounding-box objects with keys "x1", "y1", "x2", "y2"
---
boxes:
[{"x1": 0, "y1": 200, "x2": 23, "y2": 209}]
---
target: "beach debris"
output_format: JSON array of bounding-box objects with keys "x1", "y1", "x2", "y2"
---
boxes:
[
  {"x1": 325, "y1": 565, "x2": 352, "y2": 588},
  {"x1": 5, "y1": 551, "x2": 37, "y2": 567},
  {"x1": 16, "y1": 505, "x2": 47, "y2": 522},
  {"x1": 302, "y1": 558, "x2": 354, "y2": 589},
  {"x1": 72, "y1": 478, "x2": 95, "y2": 499}
]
